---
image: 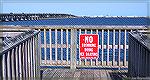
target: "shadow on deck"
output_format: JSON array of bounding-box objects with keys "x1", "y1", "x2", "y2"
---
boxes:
[{"x1": 41, "y1": 69, "x2": 128, "y2": 80}]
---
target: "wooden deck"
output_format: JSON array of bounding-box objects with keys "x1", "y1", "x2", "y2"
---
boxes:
[{"x1": 42, "y1": 69, "x2": 128, "y2": 80}]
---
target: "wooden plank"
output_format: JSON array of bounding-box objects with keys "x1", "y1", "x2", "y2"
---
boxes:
[
  {"x1": 118, "y1": 29, "x2": 121, "y2": 67},
  {"x1": 79, "y1": 69, "x2": 87, "y2": 80},
  {"x1": 93, "y1": 70, "x2": 101, "y2": 80},
  {"x1": 101, "y1": 70, "x2": 107, "y2": 80},
  {"x1": 32, "y1": 38, "x2": 35, "y2": 78},
  {"x1": 2, "y1": 54, "x2": 6, "y2": 80},
  {"x1": 107, "y1": 30, "x2": 110, "y2": 66},
  {"x1": 30, "y1": 39, "x2": 33, "y2": 78},
  {"x1": 43, "y1": 69, "x2": 57, "y2": 79},
  {"x1": 49, "y1": 29, "x2": 52, "y2": 64},
  {"x1": 84, "y1": 29, "x2": 87, "y2": 66},
  {"x1": 55, "y1": 29, "x2": 57, "y2": 63},
  {"x1": 21, "y1": 43, "x2": 25, "y2": 80},
  {"x1": 66, "y1": 29, "x2": 69, "y2": 65},
  {"x1": 61, "y1": 29, "x2": 63, "y2": 66},
  {"x1": 101, "y1": 30, "x2": 104, "y2": 65},
  {"x1": 51, "y1": 69, "x2": 64, "y2": 80},
  {"x1": 44, "y1": 29, "x2": 47, "y2": 64},
  {"x1": 11, "y1": 49, "x2": 15, "y2": 80},
  {"x1": 106, "y1": 70, "x2": 111, "y2": 80},
  {"x1": 7, "y1": 51, "x2": 11, "y2": 79},
  {"x1": 90, "y1": 29, "x2": 93, "y2": 66},
  {"x1": 124, "y1": 30, "x2": 127, "y2": 66},
  {"x1": 25, "y1": 41, "x2": 28, "y2": 79},
  {"x1": 87, "y1": 69, "x2": 94, "y2": 80},
  {"x1": 70, "y1": 29, "x2": 77, "y2": 69},
  {"x1": 15, "y1": 46, "x2": 19, "y2": 79},
  {"x1": 41, "y1": 69, "x2": 128, "y2": 80},
  {"x1": 96, "y1": 29, "x2": 99, "y2": 66},
  {"x1": 113, "y1": 29, "x2": 115, "y2": 66},
  {"x1": 60, "y1": 69, "x2": 74, "y2": 80},
  {"x1": 79, "y1": 29, "x2": 81, "y2": 66},
  {"x1": 73, "y1": 69, "x2": 81, "y2": 80}
]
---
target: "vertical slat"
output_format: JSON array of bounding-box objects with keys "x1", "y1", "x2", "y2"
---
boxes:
[
  {"x1": 61, "y1": 29, "x2": 63, "y2": 65},
  {"x1": 2, "y1": 54, "x2": 6, "y2": 80},
  {"x1": 49, "y1": 29, "x2": 52, "y2": 64},
  {"x1": 84, "y1": 29, "x2": 87, "y2": 65},
  {"x1": 107, "y1": 30, "x2": 109, "y2": 66},
  {"x1": 96, "y1": 29, "x2": 99, "y2": 66},
  {"x1": 66, "y1": 29, "x2": 69, "y2": 65},
  {"x1": 118, "y1": 29, "x2": 121, "y2": 67},
  {"x1": 44, "y1": 29, "x2": 47, "y2": 64},
  {"x1": 128, "y1": 33, "x2": 131, "y2": 76},
  {"x1": 32, "y1": 37, "x2": 35, "y2": 79},
  {"x1": 55, "y1": 29, "x2": 57, "y2": 63},
  {"x1": 21, "y1": 43, "x2": 25, "y2": 80},
  {"x1": 24, "y1": 41, "x2": 27, "y2": 79},
  {"x1": 33, "y1": 36, "x2": 37, "y2": 78},
  {"x1": 38, "y1": 29, "x2": 42, "y2": 65},
  {"x1": 15, "y1": 46, "x2": 19, "y2": 79},
  {"x1": 0, "y1": 55, "x2": 2, "y2": 80},
  {"x1": 25, "y1": 41, "x2": 29, "y2": 79},
  {"x1": 101, "y1": 30, "x2": 104, "y2": 65},
  {"x1": 18, "y1": 44, "x2": 22, "y2": 79},
  {"x1": 4, "y1": 52, "x2": 8, "y2": 80},
  {"x1": 124, "y1": 30, "x2": 127, "y2": 66},
  {"x1": 7, "y1": 51, "x2": 11, "y2": 79},
  {"x1": 11, "y1": 49, "x2": 15, "y2": 80},
  {"x1": 10, "y1": 50, "x2": 13, "y2": 79},
  {"x1": 27, "y1": 40, "x2": 31, "y2": 79},
  {"x1": 79, "y1": 29, "x2": 81, "y2": 65},
  {"x1": 30, "y1": 38, "x2": 33, "y2": 79},
  {"x1": 70, "y1": 29, "x2": 77, "y2": 69},
  {"x1": 112, "y1": 29, "x2": 115, "y2": 66},
  {"x1": 36, "y1": 34, "x2": 41, "y2": 78},
  {"x1": 29, "y1": 39, "x2": 32, "y2": 79},
  {"x1": 90, "y1": 29, "x2": 93, "y2": 66}
]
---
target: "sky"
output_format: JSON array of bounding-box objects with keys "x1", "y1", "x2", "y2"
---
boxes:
[{"x1": 1, "y1": 0, "x2": 150, "y2": 16}]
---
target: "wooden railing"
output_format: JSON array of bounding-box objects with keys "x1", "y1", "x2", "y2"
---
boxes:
[
  {"x1": 30, "y1": 26, "x2": 146, "y2": 69},
  {"x1": 0, "y1": 29, "x2": 40, "y2": 80},
  {"x1": 128, "y1": 31, "x2": 150, "y2": 77}
]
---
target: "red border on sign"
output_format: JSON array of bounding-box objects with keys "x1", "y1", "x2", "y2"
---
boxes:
[{"x1": 79, "y1": 34, "x2": 99, "y2": 59}]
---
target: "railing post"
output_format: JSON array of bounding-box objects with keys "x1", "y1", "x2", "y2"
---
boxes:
[
  {"x1": 101, "y1": 30, "x2": 104, "y2": 65},
  {"x1": 107, "y1": 30, "x2": 109, "y2": 66},
  {"x1": 0, "y1": 55, "x2": 2, "y2": 80},
  {"x1": 70, "y1": 28, "x2": 77, "y2": 70},
  {"x1": 35, "y1": 34, "x2": 40, "y2": 79},
  {"x1": 118, "y1": 29, "x2": 121, "y2": 67},
  {"x1": 112, "y1": 29, "x2": 115, "y2": 66},
  {"x1": 124, "y1": 30, "x2": 127, "y2": 66}
]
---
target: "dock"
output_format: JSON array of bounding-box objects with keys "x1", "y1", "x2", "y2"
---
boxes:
[
  {"x1": 42, "y1": 69, "x2": 128, "y2": 80},
  {"x1": 0, "y1": 15, "x2": 150, "y2": 80}
]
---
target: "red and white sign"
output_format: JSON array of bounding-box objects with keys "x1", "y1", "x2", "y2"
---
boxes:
[{"x1": 80, "y1": 34, "x2": 99, "y2": 59}]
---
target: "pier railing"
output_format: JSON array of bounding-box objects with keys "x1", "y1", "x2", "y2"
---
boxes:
[
  {"x1": 0, "y1": 29, "x2": 40, "y2": 80},
  {"x1": 128, "y1": 30, "x2": 150, "y2": 77},
  {"x1": 0, "y1": 26, "x2": 147, "y2": 71},
  {"x1": 31, "y1": 25, "x2": 146, "y2": 69}
]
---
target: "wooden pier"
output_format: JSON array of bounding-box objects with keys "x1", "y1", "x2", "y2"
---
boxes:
[
  {"x1": 42, "y1": 69, "x2": 128, "y2": 80},
  {"x1": 0, "y1": 26, "x2": 150, "y2": 80}
]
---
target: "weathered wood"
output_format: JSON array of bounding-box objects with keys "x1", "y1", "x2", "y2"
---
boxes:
[
  {"x1": 42, "y1": 69, "x2": 128, "y2": 80},
  {"x1": 0, "y1": 55, "x2": 2, "y2": 80},
  {"x1": 70, "y1": 29, "x2": 77, "y2": 70},
  {"x1": 129, "y1": 31, "x2": 150, "y2": 77}
]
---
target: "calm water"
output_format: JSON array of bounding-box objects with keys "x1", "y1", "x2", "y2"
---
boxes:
[{"x1": 1, "y1": 17, "x2": 149, "y2": 26}]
